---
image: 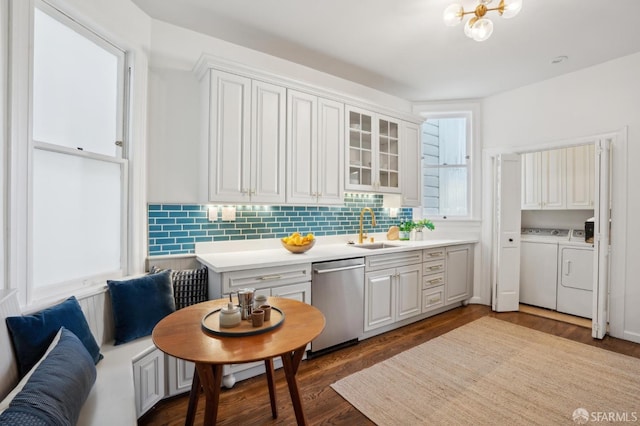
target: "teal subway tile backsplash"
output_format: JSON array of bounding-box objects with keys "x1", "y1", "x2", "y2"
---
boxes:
[{"x1": 147, "y1": 194, "x2": 412, "y2": 256}]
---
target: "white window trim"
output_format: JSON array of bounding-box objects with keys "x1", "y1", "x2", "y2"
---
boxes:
[
  {"x1": 7, "y1": 0, "x2": 135, "y2": 307},
  {"x1": 413, "y1": 100, "x2": 482, "y2": 222}
]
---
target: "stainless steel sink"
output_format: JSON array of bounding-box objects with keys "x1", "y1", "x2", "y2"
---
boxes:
[{"x1": 350, "y1": 243, "x2": 399, "y2": 250}]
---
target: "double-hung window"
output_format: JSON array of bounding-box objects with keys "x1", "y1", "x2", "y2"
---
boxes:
[
  {"x1": 29, "y1": 1, "x2": 128, "y2": 301},
  {"x1": 421, "y1": 113, "x2": 471, "y2": 218}
]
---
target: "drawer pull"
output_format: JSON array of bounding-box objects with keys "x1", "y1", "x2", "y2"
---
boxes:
[
  {"x1": 428, "y1": 265, "x2": 442, "y2": 271},
  {"x1": 429, "y1": 278, "x2": 443, "y2": 285},
  {"x1": 259, "y1": 274, "x2": 282, "y2": 281},
  {"x1": 428, "y1": 252, "x2": 443, "y2": 257},
  {"x1": 429, "y1": 296, "x2": 441, "y2": 304}
]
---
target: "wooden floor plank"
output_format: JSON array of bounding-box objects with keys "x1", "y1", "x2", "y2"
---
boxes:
[{"x1": 139, "y1": 305, "x2": 640, "y2": 425}]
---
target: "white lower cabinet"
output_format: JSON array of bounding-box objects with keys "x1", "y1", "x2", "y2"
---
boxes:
[
  {"x1": 445, "y1": 244, "x2": 474, "y2": 305},
  {"x1": 272, "y1": 282, "x2": 311, "y2": 303},
  {"x1": 220, "y1": 281, "x2": 311, "y2": 388},
  {"x1": 364, "y1": 269, "x2": 394, "y2": 330},
  {"x1": 166, "y1": 356, "x2": 195, "y2": 397},
  {"x1": 422, "y1": 247, "x2": 445, "y2": 313},
  {"x1": 422, "y1": 286, "x2": 445, "y2": 312},
  {"x1": 207, "y1": 263, "x2": 312, "y2": 388},
  {"x1": 133, "y1": 348, "x2": 165, "y2": 418},
  {"x1": 364, "y1": 252, "x2": 422, "y2": 332}
]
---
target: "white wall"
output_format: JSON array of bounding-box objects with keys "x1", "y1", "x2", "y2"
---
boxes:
[
  {"x1": 482, "y1": 52, "x2": 640, "y2": 342},
  {"x1": 149, "y1": 20, "x2": 413, "y2": 112}
]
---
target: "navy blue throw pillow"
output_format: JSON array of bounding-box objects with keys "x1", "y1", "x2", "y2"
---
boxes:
[
  {"x1": 107, "y1": 270, "x2": 176, "y2": 345},
  {"x1": 0, "y1": 327, "x2": 96, "y2": 426},
  {"x1": 6, "y1": 296, "x2": 102, "y2": 378}
]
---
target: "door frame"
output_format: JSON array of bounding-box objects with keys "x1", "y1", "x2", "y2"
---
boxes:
[{"x1": 481, "y1": 128, "x2": 627, "y2": 338}]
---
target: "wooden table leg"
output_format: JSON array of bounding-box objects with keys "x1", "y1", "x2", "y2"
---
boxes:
[
  {"x1": 185, "y1": 369, "x2": 201, "y2": 426},
  {"x1": 264, "y1": 358, "x2": 278, "y2": 419},
  {"x1": 280, "y1": 345, "x2": 308, "y2": 426},
  {"x1": 195, "y1": 363, "x2": 223, "y2": 425}
]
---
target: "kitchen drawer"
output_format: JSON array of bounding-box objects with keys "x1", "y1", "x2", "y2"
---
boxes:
[
  {"x1": 423, "y1": 273, "x2": 444, "y2": 289},
  {"x1": 422, "y1": 286, "x2": 445, "y2": 313},
  {"x1": 222, "y1": 263, "x2": 311, "y2": 293},
  {"x1": 423, "y1": 247, "x2": 445, "y2": 261},
  {"x1": 423, "y1": 259, "x2": 445, "y2": 276},
  {"x1": 366, "y1": 250, "x2": 422, "y2": 271}
]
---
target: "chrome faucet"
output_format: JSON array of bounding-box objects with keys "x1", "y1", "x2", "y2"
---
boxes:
[{"x1": 359, "y1": 207, "x2": 377, "y2": 244}]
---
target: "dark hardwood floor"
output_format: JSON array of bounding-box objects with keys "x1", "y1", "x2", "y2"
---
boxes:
[{"x1": 138, "y1": 305, "x2": 640, "y2": 425}]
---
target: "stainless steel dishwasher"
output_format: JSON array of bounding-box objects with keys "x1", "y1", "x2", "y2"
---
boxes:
[{"x1": 310, "y1": 257, "x2": 365, "y2": 356}]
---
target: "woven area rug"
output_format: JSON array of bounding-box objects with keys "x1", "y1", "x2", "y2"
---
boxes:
[{"x1": 331, "y1": 317, "x2": 640, "y2": 425}]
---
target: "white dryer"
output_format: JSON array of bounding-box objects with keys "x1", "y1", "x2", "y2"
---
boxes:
[{"x1": 557, "y1": 230, "x2": 594, "y2": 319}]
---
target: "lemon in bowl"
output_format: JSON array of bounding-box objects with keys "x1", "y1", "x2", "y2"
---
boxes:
[{"x1": 281, "y1": 232, "x2": 315, "y2": 253}]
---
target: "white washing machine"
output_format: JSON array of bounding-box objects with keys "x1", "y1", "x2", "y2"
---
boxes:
[
  {"x1": 519, "y1": 228, "x2": 569, "y2": 310},
  {"x1": 557, "y1": 230, "x2": 594, "y2": 319}
]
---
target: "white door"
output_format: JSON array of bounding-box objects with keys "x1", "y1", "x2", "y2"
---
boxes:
[
  {"x1": 208, "y1": 70, "x2": 251, "y2": 202},
  {"x1": 520, "y1": 152, "x2": 541, "y2": 209},
  {"x1": 566, "y1": 144, "x2": 595, "y2": 209},
  {"x1": 401, "y1": 122, "x2": 422, "y2": 207},
  {"x1": 395, "y1": 264, "x2": 422, "y2": 321},
  {"x1": 251, "y1": 80, "x2": 286, "y2": 203},
  {"x1": 445, "y1": 244, "x2": 473, "y2": 304},
  {"x1": 541, "y1": 149, "x2": 566, "y2": 209},
  {"x1": 364, "y1": 270, "x2": 395, "y2": 331},
  {"x1": 317, "y1": 97, "x2": 344, "y2": 204},
  {"x1": 492, "y1": 153, "x2": 522, "y2": 312},
  {"x1": 592, "y1": 138, "x2": 611, "y2": 339},
  {"x1": 286, "y1": 90, "x2": 318, "y2": 204}
]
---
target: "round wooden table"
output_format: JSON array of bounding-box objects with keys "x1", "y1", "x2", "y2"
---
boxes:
[{"x1": 152, "y1": 297, "x2": 325, "y2": 425}]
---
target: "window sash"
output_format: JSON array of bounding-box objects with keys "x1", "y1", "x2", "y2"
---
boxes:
[
  {"x1": 26, "y1": 1, "x2": 128, "y2": 303},
  {"x1": 33, "y1": 0, "x2": 126, "y2": 158},
  {"x1": 422, "y1": 113, "x2": 472, "y2": 219}
]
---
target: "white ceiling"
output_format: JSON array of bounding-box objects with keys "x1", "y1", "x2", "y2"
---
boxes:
[{"x1": 131, "y1": 0, "x2": 640, "y2": 101}]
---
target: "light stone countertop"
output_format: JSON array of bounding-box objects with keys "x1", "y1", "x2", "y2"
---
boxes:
[{"x1": 196, "y1": 235, "x2": 478, "y2": 273}]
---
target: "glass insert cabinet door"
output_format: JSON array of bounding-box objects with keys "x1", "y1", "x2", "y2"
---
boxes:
[
  {"x1": 348, "y1": 110, "x2": 373, "y2": 187},
  {"x1": 378, "y1": 118, "x2": 399, "y2": 190},
  {"x1": 346, "y1": 107, "x2": 401, "y2": 192}
]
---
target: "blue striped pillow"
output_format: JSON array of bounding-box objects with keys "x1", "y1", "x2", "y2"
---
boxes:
[{"x1": 0, "y1": 327, "x2": 96, "y2": 426}]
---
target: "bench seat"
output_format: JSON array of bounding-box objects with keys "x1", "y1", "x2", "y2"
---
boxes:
[{"x1": 78, "y1": 336, "x2": 156, "y2": 426}]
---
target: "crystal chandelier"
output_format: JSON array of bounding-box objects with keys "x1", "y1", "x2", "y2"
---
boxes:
[{"x1": 443, "y1": 0, "x2": 523, "y2": 42}]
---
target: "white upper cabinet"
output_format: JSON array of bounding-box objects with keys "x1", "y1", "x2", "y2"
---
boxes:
[
  {"x1": 521, "y1": 145, "x2": 594, "y2": 210},
  {"x1": 541, "y1": 148, "x2": 566, "y2": 209},
  {"x1": 205, "y1": 69, "x2": 286, "y2": 203},
  {"x1": 193, "y1": 58, "x2": 424, "y2": 206},
  {"x1": 286, "y1": 90, "x2": 344, "y2": 205},
  {"x1": 346, "y1": 106, "x2": 401, "y2": 194},
  {"x1": 401, "y1": 122, "x2": 421, "y2": 207},
  {"x1": 521, "y1": 152, "x2": 542, "y2": 209},
  {"x1": 566, "y1": 144, "x2": 595, "y2": 209}
]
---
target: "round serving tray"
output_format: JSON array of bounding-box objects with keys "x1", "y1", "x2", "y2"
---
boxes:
[{"x1": 201, "y1": 306, "x2": 285, "y2": 337}]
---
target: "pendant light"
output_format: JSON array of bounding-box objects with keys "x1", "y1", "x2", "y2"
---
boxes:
[{"x1": 444, "y1": 0, "x2": 523, "y2": 41}]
